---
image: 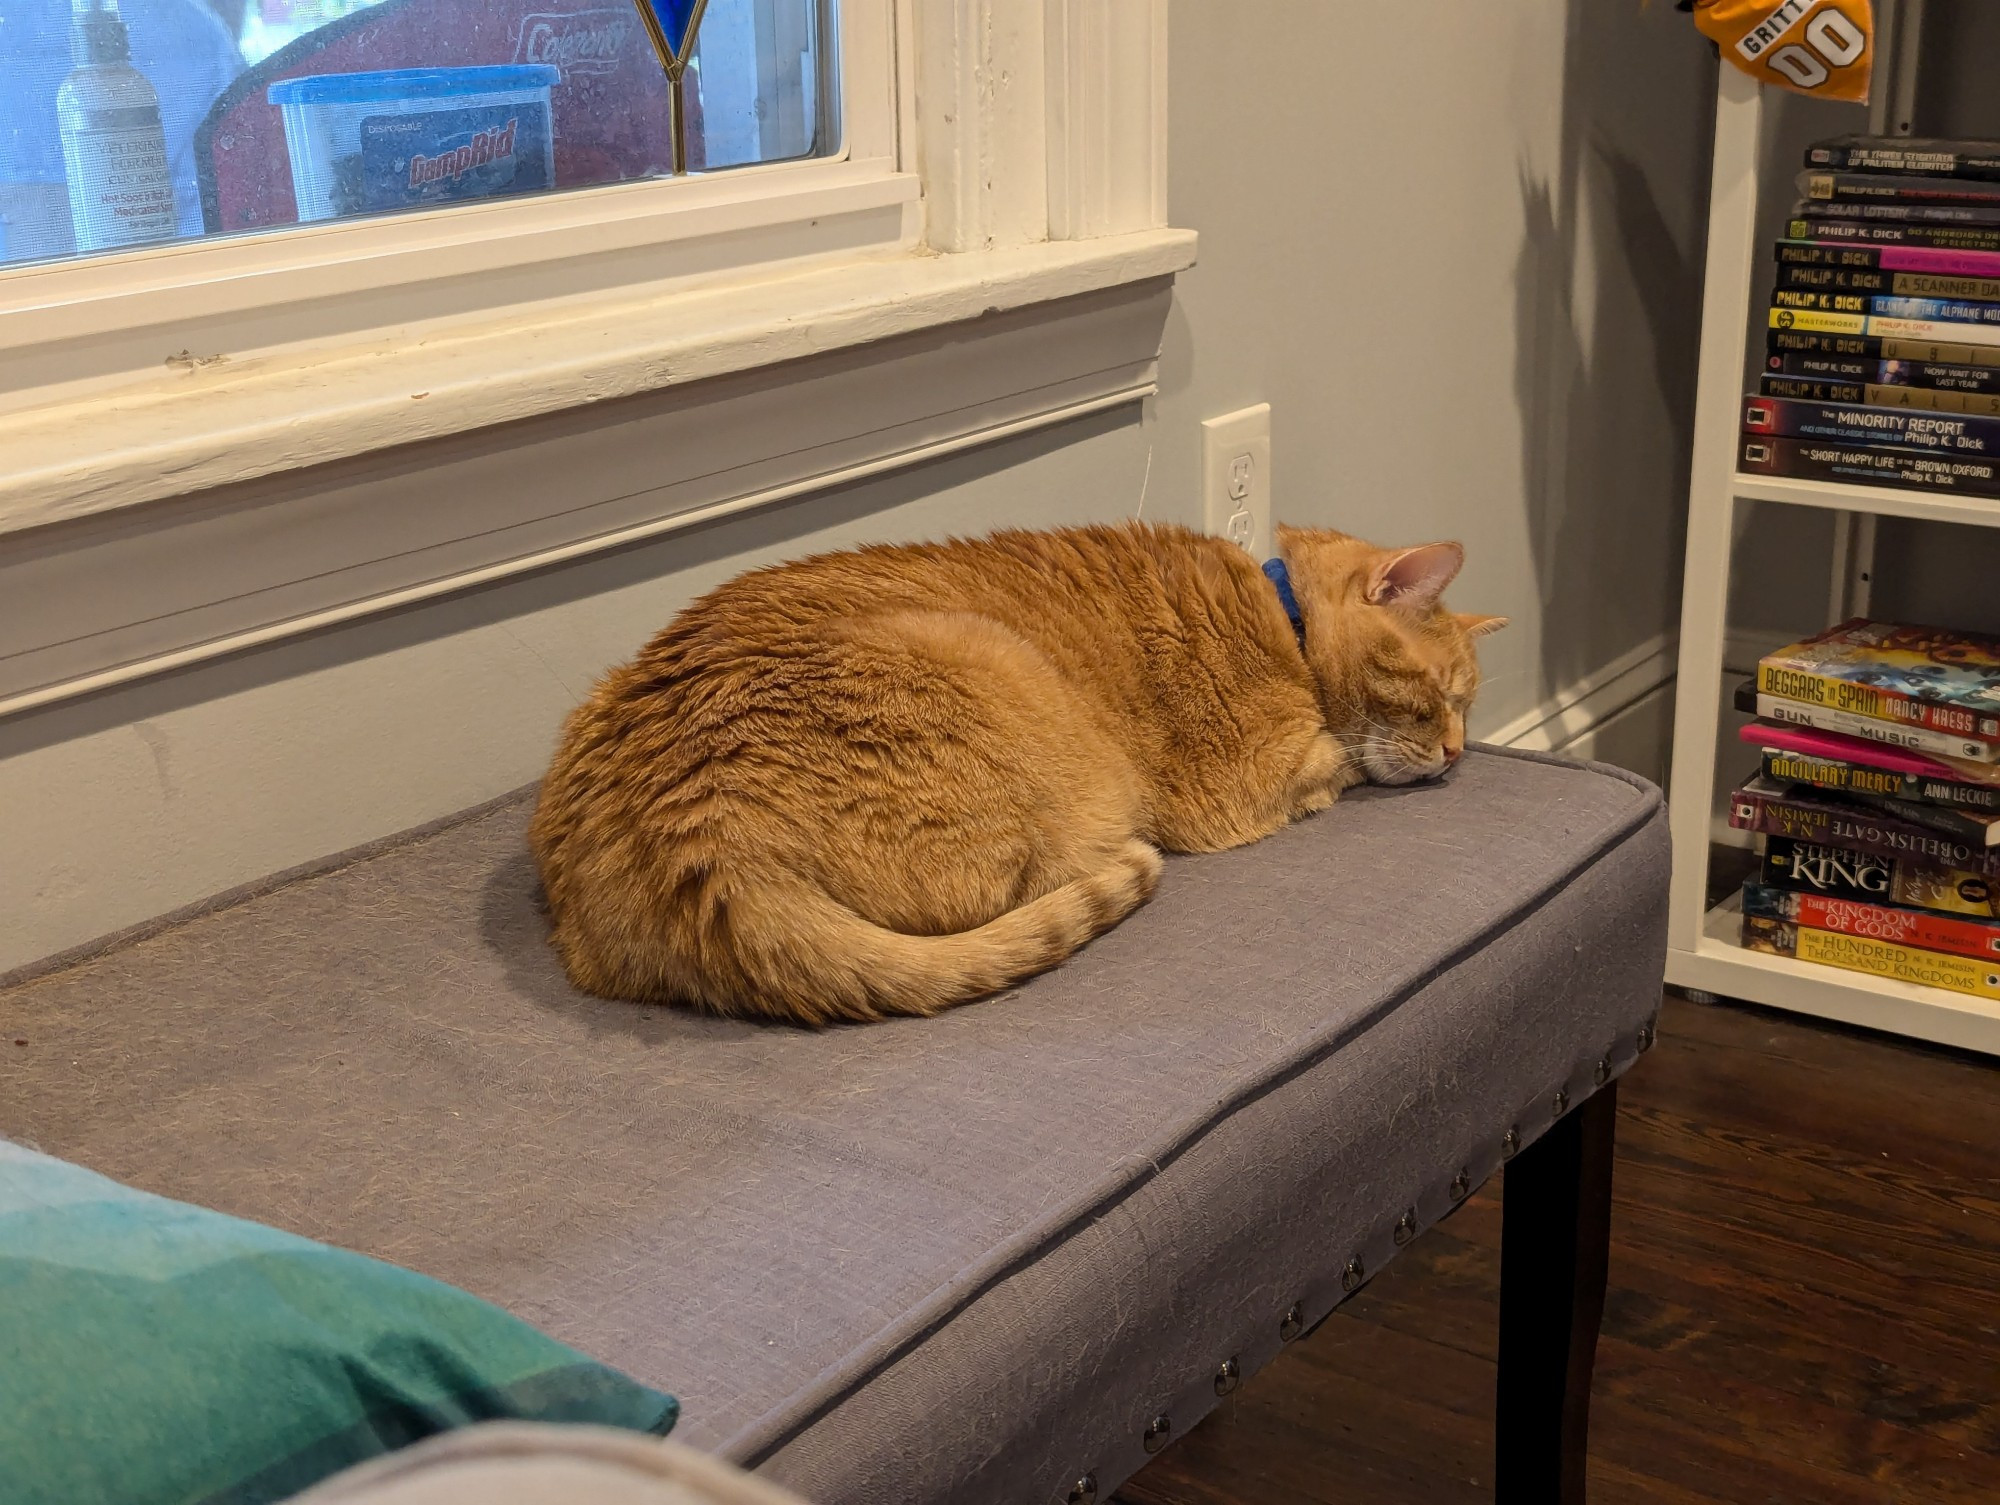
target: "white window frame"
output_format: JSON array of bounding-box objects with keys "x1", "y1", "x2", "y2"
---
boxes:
[
  {"x1": 0, "y1": 0, "x2": 908, "y2": 395},
  {"x1": 0, "y1": 0, "x2": 1192, "y2": 719}
]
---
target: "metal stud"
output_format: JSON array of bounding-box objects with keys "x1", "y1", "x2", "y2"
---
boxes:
[
  {"x1": 1502, "y1": 1126, "x2": 1521, "y2": 1159},
  {"x1": 1143, "y1": 1415, "x2": 1172, "y2": 1454},
  {"x1": 1552, "y1": 1088, "x2": 1570, "y2": 1118},
  {"x1": 1341, "y1": 1257, "x2": 1365, "y2": 1292},
  {"x1": 1214, "y1": 1357, "x2": 1241, "y2": 1396},
  {"x1": 1450, "y1": 1169, "x2": 1471, "y2": 1202},
  {"x1": 1393, "y1": 1209, "x2": 1417, "y2": 1246},
  {"x1": 1637, "y1": 1020, "x2": 1657, "y2": 1054},
  {"x1": 1594, "y1": 1057, "x2": 1611, "y2": 1086},
  {"x1": 1067, "y1": 1474, "x2": 1097, "y2": 1505},
  {"x1": 1279, "y1": 1302, "x2": 1304, "y2": 1341}
]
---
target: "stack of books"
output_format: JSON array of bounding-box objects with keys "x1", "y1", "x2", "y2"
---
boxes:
[
  {"x1": 1741, "y1": 134, "x2": 2000, "y2": 498},
  {"x1": 1729, "y1": 619, "x2": 2000, "y2": 1001}
]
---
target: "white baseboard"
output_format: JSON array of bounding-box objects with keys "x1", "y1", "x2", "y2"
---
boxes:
[{"x1": 1483, "y1": 632, "x2": 1680, "y2": 756}]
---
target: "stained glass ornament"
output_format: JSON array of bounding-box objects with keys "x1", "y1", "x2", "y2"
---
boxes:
[
  {"x1": 632, "y1": 0, "x2": 708, "y2": 78},
  {"x1": 628, "y1": 0, "x2": 709, "y2": 173}
]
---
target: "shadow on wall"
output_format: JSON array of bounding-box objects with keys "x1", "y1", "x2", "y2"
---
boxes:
[{"x1": 1514, "y1": 0, "x2": 1714, "y2": 701}]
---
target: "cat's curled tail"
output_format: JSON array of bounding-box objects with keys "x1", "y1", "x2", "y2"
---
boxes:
[
  {"x1": 713, "y1": 840, "x2": 1163, "y2": 1025},
  {"x1": 556, "y1": 840, "x2": 1163, "y2": 1026}
]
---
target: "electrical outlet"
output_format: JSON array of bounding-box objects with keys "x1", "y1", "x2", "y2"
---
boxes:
[{"x1": 1202, "y1": 403, "x2": 1272, "y2": 558}]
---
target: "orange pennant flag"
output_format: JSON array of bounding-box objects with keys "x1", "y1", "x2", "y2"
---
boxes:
[{"x1": 1694, "y1": 0, "x2": 1874, "y2": 103}]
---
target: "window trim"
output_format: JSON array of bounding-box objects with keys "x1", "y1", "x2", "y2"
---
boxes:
[
  {"x1": 0, "y1": 0, "x2": 906, "y2": 394},
  {"x1": 2, "y1": 224, "x2": 1193, "y2": 535}
]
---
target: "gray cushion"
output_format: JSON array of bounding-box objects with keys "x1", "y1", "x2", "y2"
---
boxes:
[{"x1": 0, "y1": 747, "x2": 1667, "y2": 1505}]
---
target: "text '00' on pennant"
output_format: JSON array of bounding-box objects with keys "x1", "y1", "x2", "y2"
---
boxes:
[{"x1": 632, "y1": 0, "x2": 708, "y2": 74}]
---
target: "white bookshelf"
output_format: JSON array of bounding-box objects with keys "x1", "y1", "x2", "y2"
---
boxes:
[{"x1": 1663, "y1": 19, "x2": 2000, "y2": 1058}]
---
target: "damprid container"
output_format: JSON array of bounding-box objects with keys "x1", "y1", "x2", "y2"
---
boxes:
[{"x1": 269, "y1": 66, "x2": 559, "y2": 222}]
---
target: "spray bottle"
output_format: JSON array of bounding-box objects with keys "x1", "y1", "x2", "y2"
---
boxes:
[{"x1": 57, "y1": 0, "x2": 178, "y2": 252}]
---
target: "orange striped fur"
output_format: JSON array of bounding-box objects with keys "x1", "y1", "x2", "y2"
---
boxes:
[{"x1": 530, "y1": 522, "x2": 1504, "y2": 1024}]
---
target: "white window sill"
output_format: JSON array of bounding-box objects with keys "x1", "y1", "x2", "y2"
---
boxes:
[
  {"x1": 0, "y1": 226, "x2": 1195, "y2": 718},
  {"x1": 1, "y1": 227, "x2": 1197, "y2": 539}
]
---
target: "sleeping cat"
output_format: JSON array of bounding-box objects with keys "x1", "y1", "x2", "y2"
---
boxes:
[{"x1": 530, "y1": 522, "x2": 1505, "y2": 1025}]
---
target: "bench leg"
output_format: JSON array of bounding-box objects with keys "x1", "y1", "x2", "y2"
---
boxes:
[{"x1": 1495, "y1": 1079, "x2": 1618, "y2": 1505}]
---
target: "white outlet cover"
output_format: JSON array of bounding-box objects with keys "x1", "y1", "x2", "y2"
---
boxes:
[{"x1": 1201, "y1": 403, "x2": 1272, "y2": 558}]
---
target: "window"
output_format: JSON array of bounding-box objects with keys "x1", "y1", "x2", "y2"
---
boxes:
[
  {"x1": 0, "y1": 0, "x2": 1186, "y2": 724},
  {"x1": 0, "y1": 0, "x2": 837, "y2": 266}
]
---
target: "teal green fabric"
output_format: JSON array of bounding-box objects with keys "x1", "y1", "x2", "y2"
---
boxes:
[{"x1": 0, "y1": 1140, "x2": 678, "y2": 1505}]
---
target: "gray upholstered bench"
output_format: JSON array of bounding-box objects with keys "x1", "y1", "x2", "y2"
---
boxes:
[{"x1": 0, "y1": 746, "x2": 1667, "y2": 1505}]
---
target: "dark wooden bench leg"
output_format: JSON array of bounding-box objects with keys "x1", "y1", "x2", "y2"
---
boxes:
[{"x1": 1495, "y1": 1079, "x2": 1618, "y2": 1505}]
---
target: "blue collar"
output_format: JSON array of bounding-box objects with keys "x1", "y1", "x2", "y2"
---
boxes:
[{"x1": 1262, "y1": 557, "x2": 1307, "y2": 647}]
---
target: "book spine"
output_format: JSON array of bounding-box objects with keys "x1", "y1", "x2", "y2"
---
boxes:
[
  {"x1": 1805, "y1": 199, "x2": 2000, "y2": 226},
  {"x1": 1860, "y1": 789, "x2": 1998, "y2": 846},
  {"x1": 1767, "y1": 353, "x2": 1876, "y2": 379},
  {"x1": 1761, "y1": 836, "x2": 1999, "y2": 917},
  {"x1": 1760, "y1": 747, "x2": 2000, "y2": 816},
  {"x1": 1734, "y1": 679, "x2": 2000, "y2": 763},
  {"x1": 1789, "y1": 217, "x2": 2000, "y2": 252},
  {"x1": 1776, "y1": 241, "x2": 2000, "y2": 276},
  {"x1": 1798, "y1": 171, "x2": 2000, "y2": 207},
  {"x1": 1767, "y1": 353, "x2": 2000, "y2": 394},
  {"x1": 1767, "y1": 328, "x2": 1889, "y2": 360},
  {"x1": 1768, "y1": 307, "x2": 2000, "y2": 347},
  {"x1": 1806, "y1": 141, "x2": 2000, "y2": 178},
  {"x1": 1729, "y1": 784, "x2": 1999, "y2": 875},
  {"x1": 1766, "y1": 329, "x2": 2000, "y2": 365},
  {"x1": 1758, "y1": 374, "x2": 1864, "y2": 403},
  {"x1": 1743, "y1": 882, "x2": 2000, "y2": 961},
  {"x1": 1880, "y1": 359, "x2": 2000, "y2": 393},
  {"x1": 1742, "y1": 394, "x2": 2000, "y2": 456},
  {"x1": 1909, "y1": 775, "x2": 2000, "y2": 814},
  {"x1": 1770, "y1": 289, "x2": 1880, "y2": 315},
  {"x1": 1872, "y1": 296, "x2": 2000, "y2": 325},
  {"x1": 1754, "y1": 375, "x2": 2000, "y2": 416},
  {"x1": 1774, "y1": 290, "x2": 2000, "y2": 325},
  {"x1": 1741, "y1": 909, "x2": 2000, "y2": 1000},
  {"x1": 1777, "y1": 263, "x2": 2000, "y2": 299},
  {"x1": 1749, "y1": 630, "x2": 2000, "y2": 746},
  {"x1": 1758, "y1": 747, "x2": 1996, "y2": 841},
  {"x1": 1761, "y1": 747, "x2": 1917, "y2": 801}
]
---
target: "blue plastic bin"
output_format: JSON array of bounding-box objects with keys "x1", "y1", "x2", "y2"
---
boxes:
[{"x1": 269, "y1": 65, "x2": 559, "y2": 222}]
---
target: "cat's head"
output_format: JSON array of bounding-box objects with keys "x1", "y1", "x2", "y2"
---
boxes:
[{"x1": 1277, "y1": 526, "x2": 1507, "y2": 785}]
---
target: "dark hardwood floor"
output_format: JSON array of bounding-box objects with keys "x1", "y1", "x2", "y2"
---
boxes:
[{"x1": 1116, "y1": 992, "x2": 2000, "y2": 1505}]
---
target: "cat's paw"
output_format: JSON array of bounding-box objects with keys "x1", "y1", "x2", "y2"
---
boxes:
[{"x1": 1292, "y1": 785, "x2": 1338, "y2": 818}]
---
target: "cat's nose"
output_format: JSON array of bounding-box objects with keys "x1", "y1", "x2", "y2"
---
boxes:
[{"x1": 1442, "y1": 743, "x2": 1463, "y2": 765}]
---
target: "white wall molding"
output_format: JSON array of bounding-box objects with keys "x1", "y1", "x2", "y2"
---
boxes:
[
  {"x1": 0, "y1": 269, "x2": 1181, "y2": 722},
  {"x1": 1483, "y1": 632, "x2": 1680, "y2": 758},
  {"x1": 1045, "y1": 0, "x2": 1169, "y2": 239}
]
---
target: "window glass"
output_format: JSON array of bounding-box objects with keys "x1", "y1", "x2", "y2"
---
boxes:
[{"x1": 0, "y1": 0, "x2": 836, "y2": 266}]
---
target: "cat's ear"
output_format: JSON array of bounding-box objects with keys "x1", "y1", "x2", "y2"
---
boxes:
[
  {"x1": 1458, "y1": 612, "x2": 1509, "y2": 639},
  {"x1": 1366, "y1": 542, "x2": 1464, "y2": 610}
]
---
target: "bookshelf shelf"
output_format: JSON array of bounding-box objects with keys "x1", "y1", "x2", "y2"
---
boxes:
[
  {"x1": 1673, "y1": 897, "x2": 2000, "y2": 1056},
  {"x1": 1664, "y1": 20, "x2": 2000, "y2": 1060},
  {"x1": 1732, "y1": 472, "x2": 2000, "y2": 527}
]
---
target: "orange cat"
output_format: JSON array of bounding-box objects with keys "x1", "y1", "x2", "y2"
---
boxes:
[{"x1": 530, "y1": 523, "x2": 1505, "y2": 1025}]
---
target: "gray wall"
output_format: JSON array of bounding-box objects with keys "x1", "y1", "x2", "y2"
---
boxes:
[{"x1": 0, "y1": 1, "x2": 1717, "y2": 971}]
